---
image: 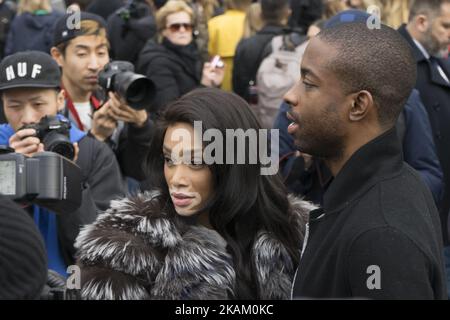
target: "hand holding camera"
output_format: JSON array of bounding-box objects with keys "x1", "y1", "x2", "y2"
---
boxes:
[
  {"x1": 106, "y1": 92, "x2": 148, "y2": 128},
  {"x1": 1, "y1": 116, "x2": 83, "y2": 213},
  {"x1": 9, "y1": 128, "x2": 44, "y2": 157},
  {"x1": 93, "y1": 61, "x2": 152, "y2": 134},
  {"x1": 90, "y1": 99, "x2": 118, "y2": 142},
  {"x1": 9, "y1": 116, "x2": 78, "y2": 161},
  {"x1": 98, "y1": 60, "x2": 155, "y2": 111}
]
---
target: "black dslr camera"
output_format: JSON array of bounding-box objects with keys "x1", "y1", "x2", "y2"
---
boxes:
[
  {"x1": 98, "y1": 60, "x2": 155, "y2": 110},
  {"x1": 0, "y1": 147, "x2": 82, "y2": 214},
  {"x1": 21, "y1": 115, "x2": 75, "y2": 160}
]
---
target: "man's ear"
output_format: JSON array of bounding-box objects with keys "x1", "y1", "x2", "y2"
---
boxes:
[
  {"x1": 348, "y1": 90, "x2": 374, "y2": 122},
  {"x1": 415, "y1": 14, "x2": 430, "y2": 33},
  {"x1": 56, "y1": 89, "x2": 65, "y2": 112},
  {"x1": 50, "y1": 47, "x2": 64, "y2": 67}
]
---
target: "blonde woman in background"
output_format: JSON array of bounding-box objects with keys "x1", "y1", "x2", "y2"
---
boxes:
[
  {"x1": 208, "y1": 0, "x2": 252, "y2": 91},
  {"x1": 242, "y1": 2, "x2": 264, "y2": 39},
  {"x1": 136, "y1": 0, "x2": 224, "y2": 114},
  {"x1": 5, "y1": 0, "x2": 63, "y2": 55}
]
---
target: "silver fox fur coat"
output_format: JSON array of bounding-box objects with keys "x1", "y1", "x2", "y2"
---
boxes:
[{"x1": 74, "y1": 191, "x2": 313, "y2": 300}]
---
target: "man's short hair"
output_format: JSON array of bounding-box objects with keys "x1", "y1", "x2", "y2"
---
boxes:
[
  {"x1": 409, "y1": 0, "x2": 450, "y2": 21},
  {"x1": 317, "y1": 23, "x2": 417, "y2": 127},
  {"x1": 261, "y1": 0, "x2": 290, "y2": 25}
]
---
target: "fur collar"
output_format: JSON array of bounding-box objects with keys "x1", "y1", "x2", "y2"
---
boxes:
[{"x1": 75, "y1": 191, "x2": 313, "y2": 300}]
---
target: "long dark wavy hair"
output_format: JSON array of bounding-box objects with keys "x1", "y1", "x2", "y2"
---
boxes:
[{"x1": 144, "y1": 88, "x2": 301, "y2": 299}]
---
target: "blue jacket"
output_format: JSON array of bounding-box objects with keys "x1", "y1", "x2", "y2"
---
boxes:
[
  {"x1": 274, "y1": 89, "x2": 444, "y2": 205},
  {"x1": 401, "y1": 90, "x2": 444, "y2": 204},
  {"x1": 0, "y1": 115, "x2": 125, "y2": 278},
  {"x1": 0, "y1": 115, "x2": 86, "y2": 276}
]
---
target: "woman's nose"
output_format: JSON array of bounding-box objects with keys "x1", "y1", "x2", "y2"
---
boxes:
[{"x1": 169, "y1": 165, "x2": 190, "y2": 188}]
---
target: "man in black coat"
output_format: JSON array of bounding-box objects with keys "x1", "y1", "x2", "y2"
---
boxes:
[
  {"x1": 286, "y1": 23, "x2": 447, "y2": 299},
  {"x1": 397, "y1": 2, "x2": 450, "y2": 291},
  {"x1": 0, "y1": 51, "x2": 125, "y2": 276}
]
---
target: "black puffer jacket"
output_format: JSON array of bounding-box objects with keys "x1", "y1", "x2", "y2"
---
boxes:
[{"x1": 136, "y1": 38, "x2": 203, "y2": 116}]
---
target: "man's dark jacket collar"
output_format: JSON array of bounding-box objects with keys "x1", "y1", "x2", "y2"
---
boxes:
[
  {"x1": 398, "y1": 24, "x2": 428, "y2": 63},
  {"x1": 398, "y1": 24, "x2": 450, "y2": 89},
  {"x1": 320, "y1": 128, "x2": 403, "y2": 216}
]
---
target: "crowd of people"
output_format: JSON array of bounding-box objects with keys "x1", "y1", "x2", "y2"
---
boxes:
[{"x1": 0, "y1": 0, "x2": 449, "y2": 301}]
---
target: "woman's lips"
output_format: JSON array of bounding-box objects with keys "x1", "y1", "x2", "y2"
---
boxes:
[{"x1": 171, "y1": 193, "x2": 195, "y2": 207}]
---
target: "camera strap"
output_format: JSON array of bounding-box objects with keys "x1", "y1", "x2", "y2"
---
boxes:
[{"x1": 63, "y1": 91, "x2": 101, "y2": 131}]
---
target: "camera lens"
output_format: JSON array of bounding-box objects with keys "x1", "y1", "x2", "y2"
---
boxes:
[
  {"x1": 47, "y1": 142, "x2": 75, "y2": 160},
  {"x1": 126, "y1": 78, "x2": 149, "y2": 104},
  {"x1": 43, "y1": 134, "x2": 75, "y2": 160},
  {"x1": 116, "y1": 72, "x2": 155, "y2": 110}
]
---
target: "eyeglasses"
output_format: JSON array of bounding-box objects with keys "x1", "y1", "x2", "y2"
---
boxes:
[{"x1": 167, "y1": 23, "x2": 193, "y2": 32}]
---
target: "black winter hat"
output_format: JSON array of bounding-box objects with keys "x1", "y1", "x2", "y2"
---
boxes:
[
  {"x1": 0, "y1": 51, "x2": 61, "y2": 91},
  {"x1": 53, "y1": 11, "x2": 107, "y2": 47},
  {"x1": 0, "y1": 195, "x2": 48, "y2": 299}
]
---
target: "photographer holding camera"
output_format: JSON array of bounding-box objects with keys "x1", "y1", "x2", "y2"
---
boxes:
[
  {"x1": 0, "y1": 51, "x2": 125, "y2": 277},
  {"x1": 50, "y1": 12, "x2": 154, "y2": 182}
]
